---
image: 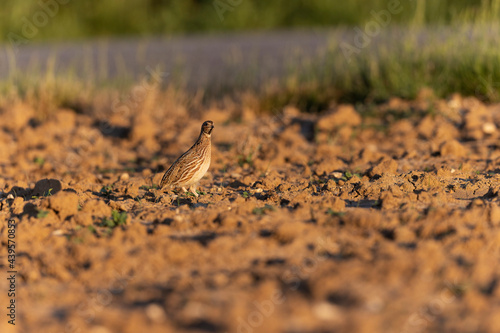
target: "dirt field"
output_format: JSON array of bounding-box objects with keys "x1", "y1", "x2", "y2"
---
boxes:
[{"x1": 1, "y1": 89, "x2": 500, "y2": 333}]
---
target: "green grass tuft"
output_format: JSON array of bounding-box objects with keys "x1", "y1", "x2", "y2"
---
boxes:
[
  {"x1": 99, "y1": 210, "x2": 128, "y2": 229},
  {"x1": 37, "y1": 209, "x2": 49, "y2": 218},
  {"x1": 252, "y1": 204, "x2": 275, "y2": 216}
]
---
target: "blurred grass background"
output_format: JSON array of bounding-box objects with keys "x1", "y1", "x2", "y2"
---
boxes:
[
  {"x1": 1, "y1": 0, "x2": 500, "y2": 112},
  {"x1": 0, "y1": 0, "x2": 499, "y2": 41}
]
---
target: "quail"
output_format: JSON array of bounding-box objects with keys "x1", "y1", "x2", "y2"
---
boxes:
[{"x1": 159, "y1": 120, "x2": 214, "y2": 197}]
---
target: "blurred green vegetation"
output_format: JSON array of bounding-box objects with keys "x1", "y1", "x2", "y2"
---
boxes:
[
  {"x1": 3, "y1": 23, "x2": 500, "y2": 113},
  {"x1": 0, "y1": 0, "x2": 499, "y2": 42},
  {"x1": 260, "y1": 24, "x2": 500, "y2": 111},
  {"x1": 2, "y1": 0, "x2": 500, "y2": 112}
]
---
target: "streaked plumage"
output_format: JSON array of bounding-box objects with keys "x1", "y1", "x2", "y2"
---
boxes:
[{"x1": 159, "y1": 120, "x2": 214, "y2": 197}]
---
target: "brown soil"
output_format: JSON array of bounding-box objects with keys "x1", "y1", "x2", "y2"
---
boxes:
[{"x1": 1, "y1": 91, "x2": 500, "y2": 333}]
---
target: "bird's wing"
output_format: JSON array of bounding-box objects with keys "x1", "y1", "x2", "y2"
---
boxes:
[
  {"x1": 170, "y1": 149, "x2": 204, "y2": 185},
  {"x1": 159, "y1": 149, "x2": 197, "y2": 188}
]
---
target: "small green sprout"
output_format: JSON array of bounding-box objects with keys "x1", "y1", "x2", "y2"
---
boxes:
[
  {"x1": 37, "y1": 209, "x2": 49, "y2": 218},
  {"x1": 100, "y1": 185, "x2": 113, "y2": 196},
  {"x1": 252, "y1": 204, "x2": 275, "y2": 216},
  {"x1": 34, "y1": 157, "x2": 45, "y2": 167},
  {"x1": 100, "y1": 210, "x2": 127, "y2": 228},
  {"x1": 327, "y1": 208, "x2": 345, "y2": 217}
]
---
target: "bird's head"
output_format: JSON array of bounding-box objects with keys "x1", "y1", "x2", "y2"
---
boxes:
[{"x1": 201, "y1": 120, "x2": 214, "y2": 135}]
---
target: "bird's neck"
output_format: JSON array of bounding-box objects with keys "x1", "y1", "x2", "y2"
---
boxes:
[{"x1": 196, "y1": 132, "x2": 211, "y2": 144}]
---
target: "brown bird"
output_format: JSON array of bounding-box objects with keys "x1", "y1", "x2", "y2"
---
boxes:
[{"x1": 159, "y1": 120, "x2": 214, "y2": 197}]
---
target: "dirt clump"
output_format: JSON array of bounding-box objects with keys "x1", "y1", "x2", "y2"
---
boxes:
[
  {"x1": 317, "y1": 104, "x2": 361, "y2": 130},
  {"x1": 44, "y1": 191, "x2": 79, "y2": 220},
  {"x1": 32, "y1": 179, "x2": 62, "y2": 196},
  {"x1": 440, "y1": 139, "x2": 467, "y2": 157},
  {"x1": 369, "y1": 158, "x2": 398, "y2": 177}
]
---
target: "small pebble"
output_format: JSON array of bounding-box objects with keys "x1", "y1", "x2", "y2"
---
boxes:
[
  {"x1": 145, "y1": 303, "x2": 166, "y2": 323},
  {"x1": 312, "y1": 302, "x2": 342, "y2": 321},
  {"x1": 332, "y1": 172, "x2": 343, "y2": 179},
  {"x1": 482, "y1": 122, "x2": 496, "y2": 134},
  {"x1": 120, "y1": 172, "x2": 130, "y2": 181}
]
